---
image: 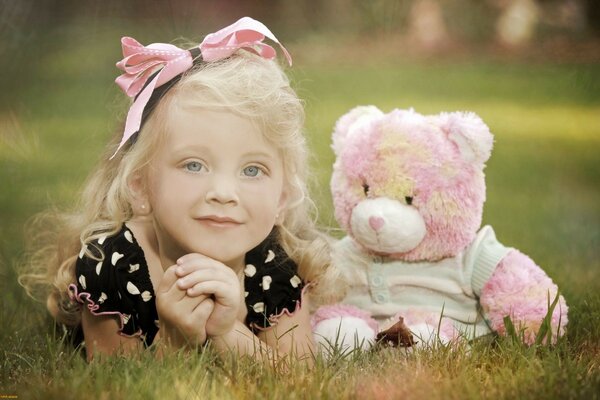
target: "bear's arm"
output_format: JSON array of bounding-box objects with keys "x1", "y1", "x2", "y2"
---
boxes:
[{"x1": 466, "y1": 226, "x2": 568, "y2": 344}]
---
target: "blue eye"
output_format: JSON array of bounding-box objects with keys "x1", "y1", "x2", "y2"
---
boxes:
[
  {"x1": 243, "y1": 166, "x2": 262, "y2": 177},
  {"x1": 185, "y1": 161, "x2": 204, "y2": 172}
]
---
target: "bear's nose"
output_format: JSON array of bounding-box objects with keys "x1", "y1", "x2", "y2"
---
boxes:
[{"x1": 369, "y1": 216, "x2": 385, "y2": 232}]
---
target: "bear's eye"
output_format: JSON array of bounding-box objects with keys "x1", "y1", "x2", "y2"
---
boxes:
[
  {"x1": 362, "y1": 183, "x2": 370, "y2": 196},
  {"x1": 405, "y1": 196, "x2": 414, "y2": 205}
]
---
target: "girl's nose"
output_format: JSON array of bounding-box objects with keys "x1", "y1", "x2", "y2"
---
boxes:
[{"x1": 205, "y1": 178, "x2": 239, "y2": 205}]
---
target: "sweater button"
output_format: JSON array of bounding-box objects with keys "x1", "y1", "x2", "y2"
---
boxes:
[
  {"x1": 371, "y1": 276, "x2": 383, "y2": 287},
  {"x1": 375, "y1": 293, "x2": 388, "y2": 303}
]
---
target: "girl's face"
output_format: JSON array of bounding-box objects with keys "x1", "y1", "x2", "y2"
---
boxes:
[{"x1": 145, "y1": 108, "x2": 287, "y2": 269}]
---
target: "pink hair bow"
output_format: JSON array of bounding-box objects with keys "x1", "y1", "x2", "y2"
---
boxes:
[{"x1": 112, "y1": 16, "x2": 292, "y2": 158}]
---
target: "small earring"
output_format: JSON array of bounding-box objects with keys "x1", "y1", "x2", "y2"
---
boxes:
[{"x1": 141, "y1": 204, "x2": 146, "y2": 210}]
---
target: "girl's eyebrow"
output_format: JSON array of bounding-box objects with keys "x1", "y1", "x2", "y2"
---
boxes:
[
  {"x1": 170, "y1": 144, "x2": 211, "y2": 156},
  {"x1": 242, "y1": 151, "x2": 277, "y2": 160},
  {"x1": 169, "y1": 146, "x2": 276, "y2": 161}
]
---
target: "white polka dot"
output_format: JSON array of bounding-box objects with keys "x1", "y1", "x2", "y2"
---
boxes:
[
  {"x1": 98, "y1": 292, "x2": 107, "y2": 304},
  {"x1": 78, "y1": 245, "x2": 87, "y2": 259},
  {"x1": 98, "y1": 236, "x2": 107, "y2": 245},
  {"x1": 262, "y1": 275, "x2": 272, "y2": 291},
  {"x1": 141, "y1": 291, "x2": 152, "y2": 302},
  {"x1": 128, "y1": 264, "x2": 139, "y2": 273},
  {"x1": 124, "y1": 230, "x2": 133, "y2": 243},
  {"x1": 244, "y1": 264, "x2": 256, "y2": 277},
  {"x1": 154, "y1": 320, "x2": 160, "y2": 327},
  {"x1": 252, "y1": 302, "x2": 265, "y2": 313},
  {"x1": 122, "y1": 314, "x2": 131, "y2": 325},
  {"x1": 78, "y1": 275, "x2": 87, "y2": 290},
  {"x1": 127, "y1": 281, "x2": 140, "y2": 295},
  {"x1": 265, "y1": 250, "x2": 275, "y2": 263},
  {"x1": 290, "y1": 275, "x2": 302, "y2": 288},
  {"x1": 95, "y1": 261, "x2": 103, "y2": 276},
  {"x1": 244, "y1": 291, "x2": 249, "y2": 298},
  {"x1": 111, "y1": 252, "x2": 124, "y2": 266}
]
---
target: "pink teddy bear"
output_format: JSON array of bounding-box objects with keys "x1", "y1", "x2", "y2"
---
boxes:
[{"x1": 313, "y1": 106, "x2": 567, "y2": 350}]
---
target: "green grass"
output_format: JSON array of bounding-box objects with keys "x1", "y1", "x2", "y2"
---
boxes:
[{"x1": 1, "y1": 25, "x2": 599, "y2": 399}]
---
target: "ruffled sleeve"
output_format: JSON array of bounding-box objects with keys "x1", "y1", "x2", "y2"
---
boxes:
[
  {"x1": 68, "y1": 225, "x2": 159, "y2": 346},
  {"x1": 243, "y1": 233, "x2": 305, "y2": 331}
]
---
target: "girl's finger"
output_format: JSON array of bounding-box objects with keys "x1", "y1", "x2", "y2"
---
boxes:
[
  {"x1": 189, "y1": 298, "x2": 215, "y2": 344},
  {"x1": 164, "y1": 293, "x2": 210, "y2": 323},
  {"x1": 157, "y1": 265, "x2": 179, "y2": 293},
  {"x1": 170, "y1": 296, "x2": 213, "y2": 343},
  {"x1": 191, "y1": 297, "x2": 215, "y2": 320},
  {"x1": 176, "y1": 267, "x2": 234, "y2": 290},
  {"x1": 176, "y1": 292, "x2": 210, "y2": 312},
  {"x1": 187, "y1": 281, "x2": 239, "y2": 306},
  {"x1": 177, "y1": 252, "x2": 211, "y2": 265},
  {"x1": 157, "y1": 266, "x2": 189, "y2": 304},
  {"x1": 175, "y1": 253, "x2": 231, "y2": 277}
]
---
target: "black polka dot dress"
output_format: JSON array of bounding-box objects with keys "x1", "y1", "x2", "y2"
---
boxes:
[
  {"x1": 68, "y1": 225, "x2": 305, "y2": 347},
  {"x1": 243, "y1": 231, "x2": 305, "y2": 331}
]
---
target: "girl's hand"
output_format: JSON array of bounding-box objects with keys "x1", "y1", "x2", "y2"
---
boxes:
[
  {"x1": 175, "y1": 253, "x2": 241, "y2": 337},
  {"x1": 156, "y1": 264, "x2": 215, "y2": 348}
]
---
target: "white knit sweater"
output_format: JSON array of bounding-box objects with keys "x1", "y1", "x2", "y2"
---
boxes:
[{"x1": 336, "y1": 226, "x2": 512, "y2": 338}]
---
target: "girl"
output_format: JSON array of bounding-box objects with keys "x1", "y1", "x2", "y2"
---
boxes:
[{"x1": 19, "y1": 17, "x2": 330, "y2": 362}]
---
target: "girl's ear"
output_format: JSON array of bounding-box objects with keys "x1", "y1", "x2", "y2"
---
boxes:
[
  {"x1": 128, "y1": 172, "x2": 152, "y2": 215},
  {"x1": 275, "y1": 189, "x2": 288, "y2": 225}
]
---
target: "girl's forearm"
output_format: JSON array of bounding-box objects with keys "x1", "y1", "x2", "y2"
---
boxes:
[
  {"x1": 210, "y1": 302, "x2": 316, "y2": 366},
  {"x1": 209, "y1": 320, "x2": 277, "y2": 362},
  {"x1": 209, "y1": 320, "x2": 315, "y2": 367}
]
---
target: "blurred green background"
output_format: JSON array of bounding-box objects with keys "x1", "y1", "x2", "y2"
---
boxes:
[{"x1": 1, "y1": 0, "x2": 599, "y2": 393}]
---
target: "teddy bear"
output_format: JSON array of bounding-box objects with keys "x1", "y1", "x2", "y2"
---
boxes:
[{"x1": 312, "y1": 106, "x2": 568, "y2": 351}]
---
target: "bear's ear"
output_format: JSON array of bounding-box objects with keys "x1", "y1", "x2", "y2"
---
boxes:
[
  {"x1": 332, "y1": 105, "x2": 384, "y2": 155},
  {"x1": 436, "y1": 112, "x2": 494, "y2": 165}
]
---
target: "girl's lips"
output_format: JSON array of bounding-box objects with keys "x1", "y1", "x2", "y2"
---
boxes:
[{"x1": 196, "y1": 215, "x2": 242, "y2": 228}]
